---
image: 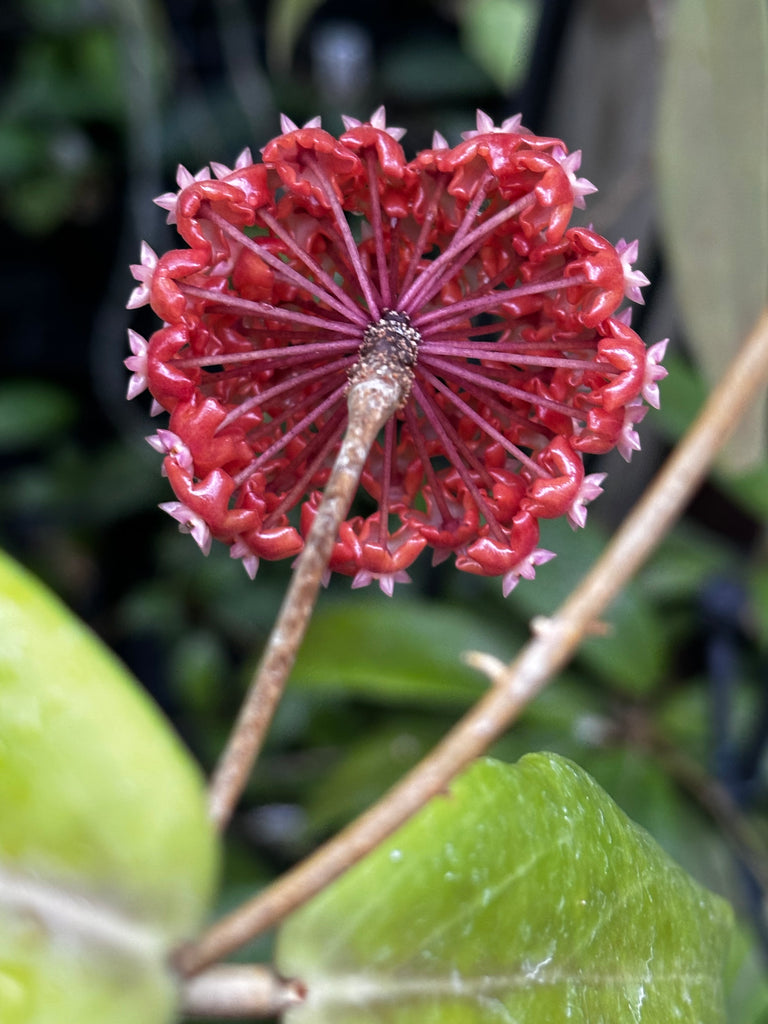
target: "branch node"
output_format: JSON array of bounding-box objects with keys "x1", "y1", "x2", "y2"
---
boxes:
[
  {"x1": 462, "y1": 650, "x2": 506, "y2": 683},
  {"x1": 180, "y1": 964, "x2": 306, "y2": 1019}
]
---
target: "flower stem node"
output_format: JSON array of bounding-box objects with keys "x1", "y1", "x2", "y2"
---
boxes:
[
  {"x1": 348, "y1": 311, "x2": 420, "y2": 406},
  {"x1": 126, "y1": 108, "x2": 665, "y2": 593}
]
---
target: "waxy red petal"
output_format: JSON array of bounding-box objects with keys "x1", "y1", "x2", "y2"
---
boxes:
[{"x1": 128, "y1": 111, "x2": 662, "y2": 589}]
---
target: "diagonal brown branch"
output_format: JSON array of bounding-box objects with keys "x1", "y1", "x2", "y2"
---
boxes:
[
  {"x1": 207, "y1": 376, "x2": 407, "y2": 830},
  {"x1": 179, "y1": 308, "x2": 768, "y2": 975}
]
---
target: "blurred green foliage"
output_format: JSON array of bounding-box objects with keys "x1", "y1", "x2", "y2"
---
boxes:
[{"x1": 0, "y1": 0, "x2": 124, "y2": 233}]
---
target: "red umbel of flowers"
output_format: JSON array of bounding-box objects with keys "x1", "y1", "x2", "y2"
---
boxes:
[{"x1": 127, "y1": 108, "x2": 667, "y2": 596}]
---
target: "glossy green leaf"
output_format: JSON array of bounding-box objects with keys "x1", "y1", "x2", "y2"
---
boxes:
[
  {"x1": 573, "y1": 747, "x2": 728, "y2": 894},
  {"x1": 277, "y1": 754, "x2": 732, "y2": 1024},
  {"x1": 292, "y1": 597, "x2": 523, "y2": 707},
  {"x1": 656, "y1": 0, "x2": 768, "y2": 469},
  {"x1": 0, "y1": 549, "x2": 219, "y2": 1023}
]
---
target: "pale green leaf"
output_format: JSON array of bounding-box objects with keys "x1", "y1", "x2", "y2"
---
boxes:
[
  {"x1": 460, "y1": 0, "x2": 536, "y2": 92},
  {"x1": 656, "y1": 0, "x2": 768, "y2": 469},
  {"x1": 266, "y1": 0, "x2": 327, "y2": 73},
  {"x1": 0, "y1": 549, "x2": 219, "y2": 1023},
  {"x1": 277, "y1": 754, "x2": 732, "y2": 1024}
]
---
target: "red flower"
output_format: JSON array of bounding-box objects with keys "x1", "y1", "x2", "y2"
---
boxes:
[{"x1": 127, "y1": 108, "x2": 665, "y2": 595}]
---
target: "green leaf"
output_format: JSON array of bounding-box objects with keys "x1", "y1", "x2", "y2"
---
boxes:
[
  {"x1": 656, "y1": 0, "x2": 768, "y2": 469},
  {"x1": 266, "y1": 0, "x2": 327, "y2": 73},
  {"x1": 460, "y1": 0, "x2": 537, "y2": 92},
  {"x1": 0, "y1": 549, "x2": 219, "y2": 1023},
  {"x1": 650, "y1": 352, "x2": 708, "y2": 442},
  {"x1": 718, "y1": 460, "x2": 768, "y2": 522},
  {"x1": 749, "y1": 564, "x2": 768, "y2": 654},
  {"x1": 725, "y1": 920, "x2": 768, "y2": 1024},
  {"x1": 304, "y1": 719, "x2": 447, "y2": 835},
  {"x1": 509, "y1": 518, "x2": 669, "y2": 694},
  {"x1": 639, "y1": 522, "x2": 731, "y2": 605},
  {"x1": 292, "y1": 596, "x2": 524, "y2": 707},
  {"x1": 573, "y1": 747, "x2": 728, "y2": 894},
  {"x1": 277, "y1": 754, "x2": 732, "y2": 1024},
  {"x1": 380, "y1": 39, "x2": 493, "y2": 102},
  {"x1": 647, "y1": 351, "x2": 768, "y2": 521},
  {"x1": 0, "y1": 381, "x2": 77, "y2": 452}
]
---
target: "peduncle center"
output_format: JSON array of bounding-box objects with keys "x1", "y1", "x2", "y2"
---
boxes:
[{"x1": 348, "y1": 310, "x2": 421, "y2": 406}]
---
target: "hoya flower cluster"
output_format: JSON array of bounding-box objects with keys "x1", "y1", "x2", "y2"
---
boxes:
[{"x1": 127, "y1": 109, "x2": 666, "y2": 595}]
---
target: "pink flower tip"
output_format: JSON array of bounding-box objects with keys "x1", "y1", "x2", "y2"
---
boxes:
[
  {"x1": 211, "y1": 147, "x2": 253, "y2": 179},
  {"x1": 146, "y1": 429, "x2": 193, "y2": 473},
  {"x1": 642, "y1": 339, "x2": 669, "y2": 409},
  {"x1": 567, "y1": 473, "x2": 606, "y2": 529},
  {"x1": 160, "y1": 501, "x2": 212, "y2": 555},
  {"x1": 351, "y1": 568, "x2": 412, "y2": 595},
  {"x1": 616, "y1": 238, "x2": 650, "y2": 304},
  {"x1": 551, "y1": 146, "x2": 598, "y2": 209},
  {"x1": 343, "y1": 106, "x2": 406, "y2": 141},
  {"x1": 230, "y1": 538, "x2": 259, "y2": 580},
  {"x1": 126, "y1": 242, "x2": 157, "y2": 309},
  {"x1": 153, "y1": 166, "x2": 211, "y2": 223},
  {"x1": 124, "y1": 329, "x2": 149, "y2": 399},
  {"x1": 462, "y1": 109, "x2": 525, "y2": 139},
  {"x1": 617, "y1": 399, "x2": 648, "y2": 462},
  {"x1": 502, "y1": 549, "x2": 556, "y2": 597}
]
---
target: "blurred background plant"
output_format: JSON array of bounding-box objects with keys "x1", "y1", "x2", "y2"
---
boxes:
[{"x1": 1, "y1": 0, "x2": 767, "y2": 1019}]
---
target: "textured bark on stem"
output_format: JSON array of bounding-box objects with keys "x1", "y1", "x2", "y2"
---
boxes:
[
  {"x1": 207, "y1": 320, "x2": 417, "y2": 830},
  {"x1": 177, "y1": 309, "x2": 768, "y2": 974}
]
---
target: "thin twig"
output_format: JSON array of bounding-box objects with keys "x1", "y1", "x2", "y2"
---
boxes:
[
  {"x1": 180, "y1": 309, "x2": 768, "y2": 974},
  {"x1": 208, "y1": 376, "x2": 406, "y2": 829},
  {"x1": 607, "y1": 705, "x2": 768, "y2": 894},
  {"x1": 658, "y1": 743, "x2": 768, "y2": 894}
]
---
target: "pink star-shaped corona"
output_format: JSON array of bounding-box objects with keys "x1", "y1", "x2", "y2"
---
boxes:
[
  {"x1": 616, "y1": 238, "x2": 651, "y2": 305},
  {"x1": 127, "y1": 243, "x2": 158, "y2": 310},
  {"x1": 642, "y1": 339, "x2": 669, "y2": 409},
  {"x1": 124, "y1": 328, "x2": 149, "y2": 399}
]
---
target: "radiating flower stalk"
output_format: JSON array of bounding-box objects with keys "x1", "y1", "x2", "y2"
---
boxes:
[{"x1": 127, "y1": 108, "x2": 666, "y2": 828}]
